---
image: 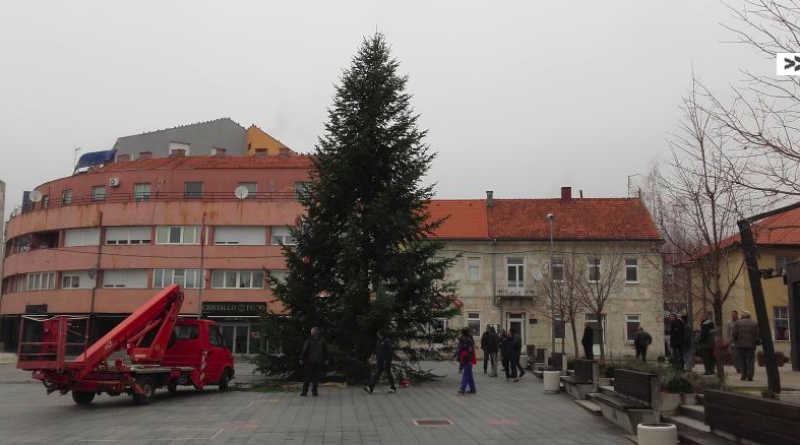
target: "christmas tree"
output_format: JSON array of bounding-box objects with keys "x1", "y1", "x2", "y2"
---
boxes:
[{"x1": 255, "y1": 33, "x2": 458, "y2": 382}]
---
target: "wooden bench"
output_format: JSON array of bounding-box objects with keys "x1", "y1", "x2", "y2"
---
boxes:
[
  {"x1": 593, "y1": 369, "x2": 660, "y2": 434},
  {"x1": 548, "y1": 352, "x2": 567, "y2": 372},
  {"x1": 560, "y1": 359, "x2": 598, "y2": 400},
  {"x1": 704, "y1": 390, "x2": 800, "y2": 445}
]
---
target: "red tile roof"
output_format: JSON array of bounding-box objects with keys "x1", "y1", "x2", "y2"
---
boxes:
[
  {"x1": 428, "y1": 198, "x2": 661, "y2": 241},
  {"x1": 98, "y1": 155, "x2": 313, "y2": 172},
  {"x1": 718, "y1": 205, "x2": 800, "y2": 248}
]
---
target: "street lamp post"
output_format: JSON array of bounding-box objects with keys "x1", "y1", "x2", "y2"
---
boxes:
[{"x1": 547, "y1": 213, "x2": 556, "y2": 356}]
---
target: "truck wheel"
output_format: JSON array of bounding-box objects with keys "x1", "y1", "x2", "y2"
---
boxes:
[
  {"x1": 72, "y1": 391, "x2": 95, "y2": 405},
  {"x1": 133, "y1": 377, "x2": 155, "y2": 405},
  {"x1": 218, "y1": 369, "x2": 231, "y2": 391}
]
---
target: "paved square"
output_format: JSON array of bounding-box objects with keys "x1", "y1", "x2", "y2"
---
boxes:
[{"x1": 0, "y1": 362, "x2": 630, "y2": 445}]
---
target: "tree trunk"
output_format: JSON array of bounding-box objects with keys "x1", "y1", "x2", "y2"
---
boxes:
[
  {"x1": 571, "y1": 322, "x2": 579, "y2": 359},
  {"x1": 713, "y1": 298, "x2": 726, "y2": 380}
]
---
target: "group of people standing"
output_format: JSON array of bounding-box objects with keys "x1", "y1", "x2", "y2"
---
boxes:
[
  {"x1": 458, "y1": 325, "x2": 526, "y2": 394},
  {"x1": 667, "y1": 310, "x2": 760, "y2": 379}
]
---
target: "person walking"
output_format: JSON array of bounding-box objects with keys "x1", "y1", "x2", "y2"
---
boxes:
[
  {"x1": 363, "y1": 330, "x2": 396, "y2": 394},
  {"x1": 457, "y1": 328, "x2": 477, "y2": 394},
  {"x1": 480, "y1": 325, "x2": 491, "y2": 374},
  {"x1": 483, "y1": 326, "x2": 499, "y2": 377},
  {"x1": 300, "y1": 327, "x2": 328, "y2": 397},
  {"x1": 510, "y1": 328, "x2": 525, "y2": 380},
  {"x1": 581, "y1": 322, "x2": 594, "y2": 360},
  {"x1": 732, "y1": 311, "x2": 758, "y2": 381},
  {"x1": 669, "y1": 313, "x2": 685, "y2": 369},
  {"x1": 681, "y1": 314, "x2": 695, "y2": 371},
  {"x1": 499, "y1": 329, "x2": 511, "y2": 381},
  {"x1": 633, "y1": 326, "x2": 652, "y2": 362},
  {"x1": 727, "y1": 310, "x2": 741, "y2": 374},
  {"x1": 696, "y1": 314, "x2": 716, "y2": 375}
]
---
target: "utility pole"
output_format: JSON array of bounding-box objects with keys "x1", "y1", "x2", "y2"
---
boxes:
[
  {"x1": 197, "y1": 213, "x2": 206, "y2": 318},
  {"x1": 547, "y1": 213, "x2": 556, "y2": 357}
]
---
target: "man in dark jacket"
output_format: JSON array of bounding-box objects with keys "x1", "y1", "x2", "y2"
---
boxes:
[
  {"x1": 363, "y1": 330, "x2": 396, "y2": 394},
  {"x1": 669, "y1": 314, "x2": 685, "y2": 369},
  {"x1": 481, "y1": 326, "x2": 500, "y2": 377},
  {"x1": 696, "y1": 314, "x2": 716, "y2": 375},
  {"x1": 499, "y1": 330, "x2": 511, "y2": 380},
  {"x1": 300, "y1": 327, "x2": 328, "y2": 397},
  {"x1": 581, "y1": 322, "x2": 594, "y2": 359},
  {"x1": 633, "y1": 326, "x2": 652, "y2": 362},
  {"x1": 508, "y1": 329, "x2": 525, "y2": 381},
  {"x1": 732, "y1": 311, "x2": 758, "y2": 381},
  {"x1": 681, "y1": 315, "x2": 695, "y2": 371}
]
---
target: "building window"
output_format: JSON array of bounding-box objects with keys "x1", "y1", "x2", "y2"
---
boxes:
[
  {"x1": 507, "y1": 257, "x2": 525, "y2": 288},
  {"x1": 467, "y1": 257, "x2": 481, "y2": 282},
  {"x1": 467, "y1": 313, "x2": 481, "y2": 337},
  {"x1": 211, "y1": 270, "x2": 264, "y2": 289},
  {"x1": 586, "y1": 313, "x2": 607, "y2": 344},
  {"x1": 588, "y1": 258, "x2": 601, "y2": 282},
  {"x1": 271, "y1": 227, "x2": 296, "y2": 245},
  {"x1": 431, "y1": 318, "x2": 447, "y2": 345},
  {"x1": 625, "y1": 314, "x2": 641, "y2": 341},
  {"x1": 625, "y1": 258, "x2": 639, "y2": 283},
  {"x1": 92, "y1": 186, "x2": 106, "y2": 201},
  {"x1": 106, "y1": 227, "x2": 152, "y2": 245},
  {"x1": 153, "y1": 269, "x2": 204, "y2": 289},
  {"x1": 26, "y1": 272, "x2": 56, "y2": 291},
  {"x1": 551, "y1": 258, "x2": 564, "y2": 282},
  {"x1": 103, "y1": 270, "x2": 148, "y2": 288},
  {"x1": 184, "y1": 182, "x2": 203, "y2": 199},
  {"x1": 553, "y1": 314, "x2": 565, "y2": 339},
  {"x1": 62, "y1": 189, "x2": 72, "y2": 205},
  {"x1": 156, "y1": 226, "x2": 201, "y2": 245},
  {"x1": 270, "y1": 270, "x2": 289, "y2": 285},
  {"x1": 214, "y1": 226, "x2": 266, "y2": 245},
  {"x1": 775, "y1": 306, "x2": 790, "y2": 341},
  {"x1": 294, "y1": 182, "x2": 311, "y2": 199},
  {"x1": 254, "y1": 148, "x2": 268, "y2": 157},
  {"x1": 776, "y1": 256, "x2": 796, "y2": 275},
  {"x1": 64, "y1": 228, "x2": 101, "y2": 247},
  {"x1": 42, "y1": 195, "x2": 49, "y2": 208},
  {"x1": 62, "y1": 274, "x2": 80, "y2": 289},
  {"x1": 134, "y1": 183, "x2": 151, "y2": 201},
  {"x1": 238, "y1": 182, "x2": 257, "y2": 198}
]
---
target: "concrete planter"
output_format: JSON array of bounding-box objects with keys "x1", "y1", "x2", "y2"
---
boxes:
[
  {"x1": 598, "y1": 377, "x2": 613, "y2": 386},
  {"x1": 637, "y1": 423, "x2": 677, "y2": 445},
  {"x1": 543, "y1": 371, "x2": 560, "y2": 394},
  {"x1": 681, "y1": 393, "x2": 698, "y2": 405},
  {"x1": 660, "y1": 393, "x2": 681, "y2": 413}
]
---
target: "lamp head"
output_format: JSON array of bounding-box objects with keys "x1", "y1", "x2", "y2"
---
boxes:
[{"x1": 546, "y1": 213, "x2": 555, "y2": 221}]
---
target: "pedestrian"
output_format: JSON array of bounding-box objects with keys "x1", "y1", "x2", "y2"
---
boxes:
[
  {"x1": 483, "y1": 326, "x2": 500, "y2": 377},
  {"x1": 581, "y1": 322, "x2": 594, "y2": 360},
  {"x1": 508, "y1": 328, "x2": 525, "y2": 381},
  {"x1": 457, "y1": 328, "x2": 477, "y2": 394},
  {"x1": 669, "y1": 313, "x2": 685, "y2": 369},
  {"x1": 681, "y1": 314, "x2": 695, "y2": 371},
  {"x1": 696, "y1": 314, "x2": 716, "y2": 375},
  {"x1": 300, "y1": 327, "x2": 328, "y2": 397},
  {"x1": 727, "y1": 310, "x2": 741, "y2": 374},
  {"x1": 633, "y1": 326, "x2": 652, "y2": 362},
  {"x1": 732, "y1": 311, "x2": 758, "y2": 381},
  {"x1": 363, "y1": 330, "x2": 396, "y2": 394},
  {"x1": 480, "y1": 325, "x2": 491, "y2": 374},
  {"x1": 499, "y1": 329, "x2": 511, "y2": 381}
]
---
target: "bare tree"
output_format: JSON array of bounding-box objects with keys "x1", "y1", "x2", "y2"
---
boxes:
[
  {"x1": 654, "y1": 78, "x2": 756, "y2": 378},
  {"x1": 577, "y1": 250, "x2": 625, "y2": 362},
  {"x1": 538, "y1": 254, "x2": 585, "y2": 358}
]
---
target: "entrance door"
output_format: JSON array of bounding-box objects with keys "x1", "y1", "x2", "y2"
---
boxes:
[
  {"x1": 218, "y1": 323, "x2": 252, "y2": 355},
  {"x1": 506, "y1": 313, "x2": 526, "y2": 351}
]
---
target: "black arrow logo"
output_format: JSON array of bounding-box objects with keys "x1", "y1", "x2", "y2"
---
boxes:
[{"x1": 784, "y1": 55, "x2": 800, "y2": 71}]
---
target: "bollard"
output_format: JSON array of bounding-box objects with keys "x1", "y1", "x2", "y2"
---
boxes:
[
  {"x1": 543, "y1": 370, "x2": 560, "y2": 394},
  {"x1": 637, "y1": 423, "x2": 677, "y2": 445}
]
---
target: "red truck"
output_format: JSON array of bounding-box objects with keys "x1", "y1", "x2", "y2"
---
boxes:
[{"x1": 17, "y1": 285, "x2": 235, "y2": 405}]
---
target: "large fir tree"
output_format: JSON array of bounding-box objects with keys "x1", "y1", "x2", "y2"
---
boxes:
[{"x1": 256, "y1": 34, "x2": 458, "y2": 382}]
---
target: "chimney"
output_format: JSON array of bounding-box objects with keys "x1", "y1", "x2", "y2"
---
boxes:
[
  {"x1": 170, "y1": 148, "x2": 186, "y2": 158},
  {"x1": 486, "y1": 190, "x2": 494, "y2": 208},
  {"x1": 116, "y1": 154, "x2": 131, "y2": 162},
  {"x1": 213, "y1": 148, "x2": 227, "y2": 157},
  {"x1": 579, "y1": 190, "x2": 584, "y2": 198},
  {"x1": 560, "y1": 186, "x2": 572, "y2": 201},
  {"x1": 278, "y1": 147, "x2": 291, "y2": 157},
  {"x1": 139, "y1": 151, "x2": 152, "y2": 160}
]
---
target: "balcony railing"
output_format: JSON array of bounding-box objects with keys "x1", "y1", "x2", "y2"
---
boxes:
[
  {"x1": 9, "y1": 191, "x2": 298, "y2": 220},
  {"x1": 496, "y1": 282, "x2": 537, "y2": 297}
]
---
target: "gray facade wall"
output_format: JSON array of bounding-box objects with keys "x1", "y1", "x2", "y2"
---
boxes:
[
  {"x1": 113, "y1": 118, "x2": 247, "y2": 159},
  {"x1": 0, "y1": 180, "x2": 4, "y2": 300}
]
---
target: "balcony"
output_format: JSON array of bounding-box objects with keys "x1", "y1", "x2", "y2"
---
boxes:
[{"x1": 496, "y1": 282, "x2": 537, "y2": 298}]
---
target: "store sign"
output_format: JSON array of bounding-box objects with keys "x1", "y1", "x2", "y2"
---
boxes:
[
  {"x1": 25, "y1": 304, "x2": 48, "y2": 314},
  {"x1": 202, "y1": 302, "x2": 266, "y2": 317}
]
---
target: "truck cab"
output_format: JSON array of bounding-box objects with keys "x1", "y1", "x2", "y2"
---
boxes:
[{"x1": 163, "y1": 319, "x2": 235, "y2": 390}]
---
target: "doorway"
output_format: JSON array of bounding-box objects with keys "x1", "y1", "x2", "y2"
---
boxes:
[
  {"x1": 505, "y1": 313, "x2": 526, "y2": 350},
  {"x1": 218, "y1": 323, "x2": 255, "y2": 355}
]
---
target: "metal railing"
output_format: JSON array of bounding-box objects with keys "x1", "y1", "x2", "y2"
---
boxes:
[
  {"x1": 9, "y1": 191, "x2": 298, "y2": 219},
  {"x1": 495, "y1": 282, "x2": 537, "y2": 297}
]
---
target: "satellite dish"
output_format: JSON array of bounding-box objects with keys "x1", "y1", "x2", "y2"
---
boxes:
[
  {"x1": 87, "y1": 268, "x2": 98, "y2": 279},
  {"x1": 532, "y1": 270, "x2": 544, "y2": 281},
  {"x1": 29, "y1": 190, "x2": 43, "y2": 203},
  {"x1": 234, "y1": 186, "x2": 249, "y2": 200}
]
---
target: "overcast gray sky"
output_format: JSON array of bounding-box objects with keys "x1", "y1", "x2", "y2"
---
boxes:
[{"x1": 0, "y1": 0, "x2": 770, "y2": 220}]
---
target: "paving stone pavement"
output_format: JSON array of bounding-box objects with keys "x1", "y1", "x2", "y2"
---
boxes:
[{"x1": 0, "y1": 362, "x2": 630, "y2": 445}]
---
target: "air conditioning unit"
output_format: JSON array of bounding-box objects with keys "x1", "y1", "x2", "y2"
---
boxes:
[{"x1": 109, "y1": 177, "x2": 120, "y2": 187}]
